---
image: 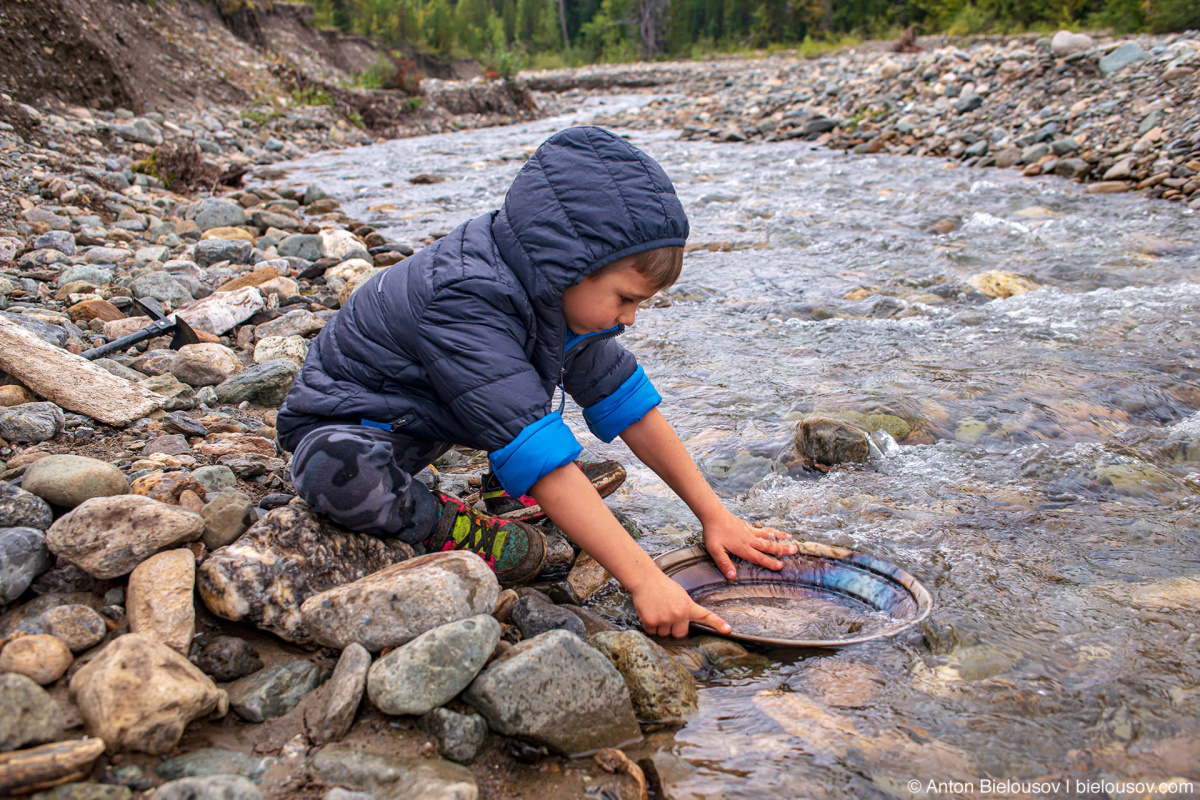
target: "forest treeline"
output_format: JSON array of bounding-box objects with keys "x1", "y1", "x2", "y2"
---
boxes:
[{"x1": 305, "y1": 0, "x2": 1200, "y2": 75}]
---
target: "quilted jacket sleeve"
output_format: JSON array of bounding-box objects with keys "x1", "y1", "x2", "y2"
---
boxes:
[
  {"x1": 414, "y1": 277, "x2": 582, "y2": 495},
  {"x1": 563, "y1": 336, "x2": 662, "y2": 443}
]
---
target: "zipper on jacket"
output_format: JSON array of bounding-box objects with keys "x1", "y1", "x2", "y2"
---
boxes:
[{"x1": 557, "y1": 325, "x2": 623, "y2": 413}]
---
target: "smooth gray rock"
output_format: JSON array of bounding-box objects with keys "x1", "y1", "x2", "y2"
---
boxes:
[
  {"x1": 311, "y1": 746, "x2": 477, "y2": 800},
  {"x1": 301, "y1": 552, "x2": 498, "y2": 652},
  {"x1": 1050, "y1": 30, "x2": 1094, "y2": 56},
  {"x1": 201, "y1": 491, "x2": 257, "y2": 550},
  {"x1": 0, "y1": 526, "x2": 53, "y2": 603},
  {"x1": 190, "y1": 199, "x2": 248, "y2": 233},
  {"x1": 464, "y1": 629, "x2": 641, "y2": 755},
  {"x1": 589, "y1": 630, "x2": 699, "y2": 723},
  {"x1": 303, "y1": 185, "x2": 330, "y2": 205},
  {"x1": 130, "y1": 271, "x2": 193, "y2": 307},
  {"x1": 58, "y1": 265, "x2": 114, "y2": 287},
  {"x1": 113, "y1": 119, "x2": 163, "y2": 146},
  {"x1": 305, "y1": 642, "x2": 371, "y2": 745},
  {"x1": 419, "y1": 708, "x2": 487, "y2": 764},
  {"x1": 192, "y1": 465, "x2": 238, "y2": 495},
  {"x1": 0, "y1": 402, "x2": 65, "y2": 443},
  {"x1": 213, "y1": 359, "x2": 298, "y2": 406},
  {"x1": 22, "y1": 454, "x2": 129, "y2": 508},
  {"x1": 228, "y1": 660, "x2": 325, "y2": 722},
  {"x1": 0, "y1": 483, "x2": 54, "y2": 530},
  {"x1": 156, "y1": 748, "x2": 277, "y2": 783},
  {"x1": 277, "y1": 234, "x2": 324, "y2": 261},
  {"x1": 0, "y1": 672, "x2": 64, "y2": 751},
  {"x1": 367, "y1": 615, "x2": 501, "y2": 716},
  {"x1": 154, "y1": 775, "x2": 262, "y2": 800},
  {"x1": 84, "y1": 247, "x2": 132, "y2": 265},
  {"x1": 33, "y1": 230, "x2": 76, "y2": 256},
  {"x1": 1100, "y1": 42, "x2": 1149, "y2": 75},
  {"x1": 195, "y1": 238, "x2": 254, "y2": 268}
]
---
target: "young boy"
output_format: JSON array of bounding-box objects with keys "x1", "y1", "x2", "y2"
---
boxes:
[{"x1": 277, "y1": 126, "x2": 796, "y2": 638}]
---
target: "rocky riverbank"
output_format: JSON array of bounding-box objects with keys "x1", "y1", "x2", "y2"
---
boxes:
[{"x1": 539, "y1": 30, "x2": 1200, "y2": 206}]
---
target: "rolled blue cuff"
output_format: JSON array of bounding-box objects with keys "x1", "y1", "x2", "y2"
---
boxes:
[
  {"x1": 583, "y1": 365, "x2": 662, "y2": 443},
  {"x1": 489, "y1": 411, "x2": 583, "y2": 497}
]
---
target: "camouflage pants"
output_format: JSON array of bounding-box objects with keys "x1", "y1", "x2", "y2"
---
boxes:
[{"x1": 289, "y1": 424, "x2": 451, "y2": 545}]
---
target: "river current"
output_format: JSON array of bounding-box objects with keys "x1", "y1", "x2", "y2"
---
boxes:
[{"x1": 270, "y1": 95, "x2": 1200, "y2": 799}]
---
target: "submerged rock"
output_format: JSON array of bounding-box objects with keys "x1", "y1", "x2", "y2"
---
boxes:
[
  {"x1": 795, "y1": 416, "x2": 871, "y2": 469},
  {"x1": 465, "y1": 629, "x2": 641, "y2": 756},
  {"x1": 197, "y1": 504, "x2": 414, "y2": 645}
]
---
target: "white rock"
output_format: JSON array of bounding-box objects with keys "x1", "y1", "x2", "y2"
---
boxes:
[
  {"x1": 1051, "y1": 30, "x2": 1095, "y2": 57},
  {"x1": 320, "y1": 229, "x2": 365, "y2": 261},
  {"x1": 175, "y1": 287, "x2": 265, "y2": 336},
  {"x1": 254, "y1": 335, "x2": 309, "y2": 366}
]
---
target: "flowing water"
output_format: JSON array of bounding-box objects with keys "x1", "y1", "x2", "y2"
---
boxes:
[{"x1": 270, "y1": 95, "x2": 1200, "y2": 799}]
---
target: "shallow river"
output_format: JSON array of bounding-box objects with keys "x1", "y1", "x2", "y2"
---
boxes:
[{"x1": 272, "y1": 96, "x2": 1200, "y2": 799}]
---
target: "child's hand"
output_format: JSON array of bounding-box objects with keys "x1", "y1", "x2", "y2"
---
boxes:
[
  {"x1": 703, "y1": 510, "x2": 798, "y2": 580},
  {"x1": 631, "y1": 573, "x2": 731, "y2": 638}
]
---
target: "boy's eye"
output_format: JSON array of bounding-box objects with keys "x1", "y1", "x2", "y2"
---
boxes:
[{"x1": 620, "y1": 296, "x2": 635, "y2": 304}]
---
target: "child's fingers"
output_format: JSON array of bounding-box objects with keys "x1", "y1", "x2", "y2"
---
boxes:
[
  {"x1": 752, "y1": 525, "x2": 798, "y2": 556},
  {"x1": 690, "y1": 603, "x2": 731, "y2": 635},
  {"x1": 708, "y1": 546, "x2": 738, "y2": 580}
]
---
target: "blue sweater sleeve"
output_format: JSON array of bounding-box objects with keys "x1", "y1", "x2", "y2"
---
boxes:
[
  {"x1": 582, "y1": 365, "x2": 662, "y2": 443},
  {"x1": 488, "y1": 411, "x2": 583, "y2": 497}
]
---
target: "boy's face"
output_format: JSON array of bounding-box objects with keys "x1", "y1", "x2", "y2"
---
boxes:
[{"x1": 562, "y1": 264, "x2": 660, "y2": 335}]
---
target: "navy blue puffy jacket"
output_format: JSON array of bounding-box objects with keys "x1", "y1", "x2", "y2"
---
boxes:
[{"x1": 276, "y1": 126, "x2": 689, "y2": 496}]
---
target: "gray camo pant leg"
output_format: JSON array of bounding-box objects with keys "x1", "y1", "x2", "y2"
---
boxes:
[{"x1": 289, "y1": 424, "x2": 451, "y2": 544}]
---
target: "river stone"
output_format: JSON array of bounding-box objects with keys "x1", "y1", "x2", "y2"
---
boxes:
[
  {"x1": 22, "y1": 455, "x2": 130, "y2": 508},
  {"x1": 156, "y1": 748, "x2": 276, "y2": 783},
  {"x1": 200, "y1": 490, "x2": 257, "y2": 549},
  {"x1": 419, "y1": 708, "x2": 487, "y2": 764},
  {"x1": 311, "y1": 746, "x2": 478, "y2": 800},
  {"x1": 85, "y1": 247, "x2": 132, "y2": 265},
  {"x1": 130, "y1": 471, "x2": 208, "y2": 506},
  {"x1": 197, "y1": 504, "x2": 414, "y2": 645},
  {"x1": 170, "y1": 343, "x2": 242, "y2": 388},
  {"x1": 130, "y1": 272, "x2": 193, "y2": 307},
  {"x1": 30, "y1": 783, "x2": 133, "y2": 800},
  {"x1": 967, "y1": 269, "x2": 1040, "y2": 299},
  {"x1": 228, "y1": 660, "x2": 324, "y2": 722},
  {"x1": 0, "y1": 484, "x2": 54, "y2": 530},
  {"x1": 139, "y1": 374, "x2": 197, "y2": 412},
  {"x1": 253, "y1": 335, "x2": 308, "y2": 366},
  {"x1": 301, "y1": 551, "x2": 499, "y2": 651},
  {"x1": 0, "y1": 633, "x2": 73, "y2": 684},
  {"x1": 194, "y1": 238, "x2": 254, "y2": 268},
  {"x1": 320, "y1": 230, "x2": 364, "y2": 261},
  {"x1": 45, "y1": 495, "x2": 205, "y2": 579},
  {"x1": 1099, "y1": 41, "x2": 1148, "y2": 75},
  {"x1": 192, "y1": 465, "x2": 237, "y2": 495},
  {"x1": 42, "y1": 603, "x2": 108, "y2": 651},
  {"x1": 0, "y1": 402, "x2": 65, "y2": 443},
  {"x1": 190, "y1": 199, "x2": 248, "y2": 233},
  {"x1": 194, "y1": 636, "x2": 263, "y2": 682},
  {"x1": 795, "y1": 416, "x2": 870, "y2": 468},
  {"x1": 589, "y1": 630, "x2": 699, "y2": 724},
  {"x1": 0, "y1": 384, "x2": 37, "y2": 406},
  {"x1": 154, "y1": 776, "x2": 262, "y2": 800},
  {"x1": 367, "y1": 615, "x2": 501, "y2": 716},
  {"x1": 213, "y1": 359, "x2": 298, "y2": 406},
  {"x1": 71, "y1": 634, "x2": 219, "y2": 754},
  {"x1": 277, "y1": 234, "x2": 324, "y2": 261},
  {"x1": 566, "y1": 551, "x2": 612, "y2": 602},
  {"x1": 131, "y1": 349, "x2": 180, "y2": 377},
  {"x1": 464, "y1": 629, "x2": 641, "y2": 756},
  {"x1": 126, "y1": 549, "x2": 195, "y2": 654},
  {"x1": 510, "y1": 593, "x2": 586, "y2": 640},
  {"x1": 1050, "y1": 30, "x2": 1094, "y2": 56},
  {"x1": 252, "y1": 308, "x2": 326, "y2": 340},
  {"x1": 0, "y1": 526, "x2": 53, "y2": 602},
  {"x1": 305, "y1": 642, "x2": 371, "y2": 745},
  {"x1": 0, "y1": 672, "x2": 64, "y2": 750},
  {"x1": 175, "y1": 287, "x2": 265, "y2": 336},
  {"x1": 34, "y1": 230, "x2": 77, "y2": 256},
  {"x1": 144, "y1": 434, "x2": 192, "y2": 457},
  {"x1": 60, "y1": 265, "x2": 114, "y2": 287},
  {"x1": 0, "y1": 592, "x2": 105, "y2": 639}
]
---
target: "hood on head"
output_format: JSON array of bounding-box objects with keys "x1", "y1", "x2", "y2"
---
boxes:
[{"x1": 492, "y1": 126, "x2": 689, "y2": 307}]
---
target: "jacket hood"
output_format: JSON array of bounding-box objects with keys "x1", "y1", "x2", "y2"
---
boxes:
[{"x1": 492, "y1": 126, "x2": 689, "y2": 309}]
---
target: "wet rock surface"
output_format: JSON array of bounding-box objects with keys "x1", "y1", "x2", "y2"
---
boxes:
[{"x1": 589, "y1": 630, "x2": 700, "y2": 724}]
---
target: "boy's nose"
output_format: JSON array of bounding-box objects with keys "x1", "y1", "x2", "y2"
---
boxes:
[{"x1": 617, "y1": 309, "x2": 636, "y2": 326}]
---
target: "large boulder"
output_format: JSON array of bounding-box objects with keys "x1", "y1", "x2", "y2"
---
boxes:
[
  {"x1": 45, "y1": 495, "x2": 204, "y2": 579},
  {"x1": 196, "y1": 504, "x2": 413, "y2": 645},
  {"x1": 301, "y1": 552, "x2": 499, "y2": 651},
  {"x1": 70, "y1": 634, "x2": 220, "y2": 754},
  {"x1": 464, "y1": 630, "x2": 641, "y2": 756}
]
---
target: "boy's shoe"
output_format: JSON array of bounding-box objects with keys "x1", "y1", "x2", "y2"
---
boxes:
[
  {"x1": 424, "y1": 494, "x2": 546, "y2": 583},
  {"x1": 480, "y1": 459, "x2": 627, "y2": 522}
]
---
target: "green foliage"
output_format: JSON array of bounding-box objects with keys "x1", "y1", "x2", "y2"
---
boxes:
[
  {"x1": 289, "y1": 86, "x2": 335, "y2": 106},
  {"x1": 301, "y1": 0, "x2": 1191, "y2": 74}
]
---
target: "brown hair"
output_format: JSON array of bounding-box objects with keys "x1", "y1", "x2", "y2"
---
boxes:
[{"x1": 591, "y1": 245, "x2": 683, "y2": 290}]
